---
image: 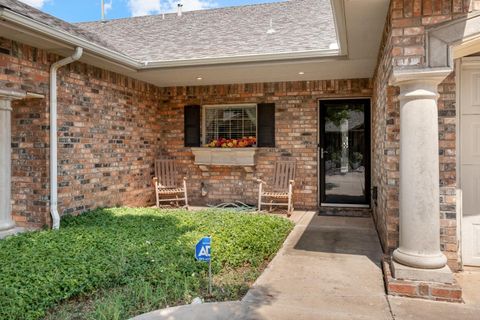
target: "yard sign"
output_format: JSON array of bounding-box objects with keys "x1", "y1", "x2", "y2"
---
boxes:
[
  {"x1": 195, "y1": 237, "x2": 211, "y2": 261},
  {"x1": 195, "y1": 236, "x2": 212, "y2": 294}
]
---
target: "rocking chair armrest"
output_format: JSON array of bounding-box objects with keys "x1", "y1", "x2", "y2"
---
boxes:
[
  {"x1": 256, "y1": 178, "x2": 266, "y2": 184},
  {"x1": 152, "y1": 177, "x2": 158, "y2": 187},
  {"x1": 289, "y1": 180, "x2": 295, "y2": 186},
  {"x1": 183, "y1": 177, "x2": 188, "y2": 181}
]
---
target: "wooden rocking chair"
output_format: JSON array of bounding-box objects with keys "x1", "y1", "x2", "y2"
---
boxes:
[
  {"x1": 257, "y1": 161, "x2": 296, "y2": 217},
  {"x1": 152, "y1": 159, "x2": 188, "y2": 208}
]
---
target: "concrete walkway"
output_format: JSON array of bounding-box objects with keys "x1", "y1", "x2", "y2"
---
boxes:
[
  {"x1": 133, "y1": 212, "x2": 480, "y2": 320},
  {"x1": 241, "y1": 212, "x2": 391, "y2": 320}
]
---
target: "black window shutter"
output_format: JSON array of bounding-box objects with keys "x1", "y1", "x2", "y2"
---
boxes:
[
  {"x1": 184, "y1": 105, "x2": 201, "y2": 147},
  {"x1": 257, "y1": 103, "x2": 275, "y2": 147}
]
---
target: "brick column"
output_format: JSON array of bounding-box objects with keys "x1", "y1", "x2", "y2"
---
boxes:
[
  {"x1": 0, "y1": 90, "x2": 26, "y2": 232},
  {"x1": 391, "y1": 70, "x2": 450, "y2": 270}
]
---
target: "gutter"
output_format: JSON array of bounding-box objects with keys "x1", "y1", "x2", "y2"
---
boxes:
[
  {"x1": 139, "y1": 49, "x2": 342, "y2": 69},
  {"x1": 49, "y1": 47, "x2": 83, "y2": 230},
  {"x1": 0, "y1": 7, "x2": 343, "y2": 70}
]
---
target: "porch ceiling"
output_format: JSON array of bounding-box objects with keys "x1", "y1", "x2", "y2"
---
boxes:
[{"x1": 0, "y1": 0, "x2": 389, "y2": 87}]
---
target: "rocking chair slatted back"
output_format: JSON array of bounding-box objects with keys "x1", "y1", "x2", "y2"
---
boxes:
[
  {"x1": 273, "y1": 161, "x2": 296, "y2": 191},
  {"x1": 155, "y1": 159, "x2": 178, "y2": 188}
]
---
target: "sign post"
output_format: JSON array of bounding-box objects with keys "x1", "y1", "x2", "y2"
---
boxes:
[
  {"x1": 195, "y1": 236, "x2": 212, "y2": 295},
  {"x1": 208, "y1": 254, "x2": 212, "y2": 295}
]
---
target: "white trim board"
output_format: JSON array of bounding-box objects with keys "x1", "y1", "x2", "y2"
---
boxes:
[{"x1": 458, "y1": 57, "x2": 480, "y2": 267}]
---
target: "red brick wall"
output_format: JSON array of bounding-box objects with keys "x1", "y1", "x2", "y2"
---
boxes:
[
  {"x1": 372, "y1": 4, "x2": 396, "y2": 252},
  {"x1": 11, "y1": 98, "x2": 50, "y2": 227},
  {"x1": 390, "y1": 0, "x2": 480, "y2": 69},
  {"x1": 1, "y1": 38, "x2": 51, "y2": 227},
  {"x1": 53, "y1": 63, "x2": 165, "y2": 217},
  {"x1": 1, "y1": 38, "x2": 165, "y2": 227},
  {"x1": 438, "y1": 72, "x2": 458, "y2": 264},
  {"x1": 155, "y1": 81, "x2": 372, "y2": 209},
  {"x1": 371, "y1": 0, "x2": 480, "y2": 270}
]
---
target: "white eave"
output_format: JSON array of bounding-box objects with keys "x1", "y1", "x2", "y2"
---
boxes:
[{"x1": 140, "y1": 49, "x2": 343, "y2": 69}]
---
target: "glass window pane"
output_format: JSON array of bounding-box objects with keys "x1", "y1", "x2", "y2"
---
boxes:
[
  {"x1": 323, "y1": 102, "x2": 366, "y2": 204},
  {"x1": 204, "y1": 105, "x2": 257, "y2": 144}
]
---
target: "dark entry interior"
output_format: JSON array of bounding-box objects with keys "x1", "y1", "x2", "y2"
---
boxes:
[{"x1": 319, "y1": 99, "x2": 371, "y2": 205}]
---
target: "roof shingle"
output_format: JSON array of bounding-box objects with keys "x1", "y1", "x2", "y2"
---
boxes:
[
  {"x1": 77, "y1": 0, "x2": 337, "y2": 62},
  {"x1": 1, "y1": 0, "x2": 337, "y2": 63}
]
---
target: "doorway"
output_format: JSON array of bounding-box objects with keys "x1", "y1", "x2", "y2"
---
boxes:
[
  {"x1": 460, "y1": 59, "x2": 480, "y2": 267},
  {"x1": 319, "y1": 99, "x2": 371, "y2": 206}
]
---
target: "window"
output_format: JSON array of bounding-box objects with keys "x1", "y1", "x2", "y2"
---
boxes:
[
  {"x1": 202, "y1": 104, "x2": 257, "y2": 144},
  {"x1": 183, "y1": 103, "x2": 275, "y2": 148}
]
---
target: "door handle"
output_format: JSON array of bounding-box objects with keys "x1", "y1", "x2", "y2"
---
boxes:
[{"x1": 321, "y1": 148, "x2": 328, "y2": 159}]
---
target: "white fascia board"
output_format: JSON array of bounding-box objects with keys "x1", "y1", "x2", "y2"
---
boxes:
[
  {"x1": 0, "y1": 88, "x2": 26, "y2": 99},
  {"x1": 0, "y1": 7, "x2": 344, "y2": 71},
  {"x1": 140, "y1": 49, "x2": 342, "y2": 69},
  {"x1": 331, "y1": 0, "x2": 349, "y2": 56}
]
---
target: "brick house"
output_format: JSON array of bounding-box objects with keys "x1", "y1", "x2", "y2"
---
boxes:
[{"x1": 1, "y1": 0, "x2": 480, "y2": 300}]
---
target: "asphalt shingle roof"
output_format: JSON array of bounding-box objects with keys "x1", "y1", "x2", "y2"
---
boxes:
[
  {"x1": 1, "y1": 0, "x2": 338, "y2": 63},
  {"x1": 77, "y1": 0, "x2": 337, "y2": 61}
]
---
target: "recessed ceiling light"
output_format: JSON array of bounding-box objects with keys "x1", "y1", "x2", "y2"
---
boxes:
[
  {"x1": 298, "y1": 71, "x2": 305, "y2": 75},
  {"x1": 196, "y1": 77, "x2": 203, "y2": 80}
]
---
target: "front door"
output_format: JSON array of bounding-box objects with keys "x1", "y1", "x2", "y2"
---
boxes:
[
  {"x1": 319, "y1": 99, "x2": 370, "y2": 205},
  {"x1": 461, "y1": 61, "x2": 480, "y2": 266}
]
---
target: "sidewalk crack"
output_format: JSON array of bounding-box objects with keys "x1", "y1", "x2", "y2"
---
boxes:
[{"x1": 385, "y1": 295, "x2": 396, "y2": 320}]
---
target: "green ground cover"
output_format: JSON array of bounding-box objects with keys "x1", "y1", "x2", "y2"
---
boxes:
[{"x1": 0, "y1": 208, "x2": 293, "y2": 320}]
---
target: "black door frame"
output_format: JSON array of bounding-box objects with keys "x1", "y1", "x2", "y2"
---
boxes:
[{"x1": 318, "y1": 98, "x2": 371, "y2": 206}]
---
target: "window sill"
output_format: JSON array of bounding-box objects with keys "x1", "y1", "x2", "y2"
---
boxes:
[{"x1": 191, "y1": 147, "x2": 257, "y2": 166}]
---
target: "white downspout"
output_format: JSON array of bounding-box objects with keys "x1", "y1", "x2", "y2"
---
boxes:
[{"x1": 50, "y1": 47, "x2": 83, "y2": 229}]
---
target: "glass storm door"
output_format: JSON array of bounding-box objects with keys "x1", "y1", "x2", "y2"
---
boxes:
[{"x1": 319, "y1": 99, "x2": 370, "y2": 205}]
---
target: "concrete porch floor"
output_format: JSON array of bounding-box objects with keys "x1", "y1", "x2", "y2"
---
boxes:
[{"x1": 133, "y1": 211, "x2": 480, "y2": 320}]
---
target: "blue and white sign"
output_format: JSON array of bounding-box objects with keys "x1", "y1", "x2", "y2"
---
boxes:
[{"x1": 195, "y1": 237, "x2": 211, "y2": 262}]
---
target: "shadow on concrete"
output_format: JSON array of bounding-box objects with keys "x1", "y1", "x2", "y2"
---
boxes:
[{"x1": 293, "y1": 215, "x2": 383, "y2": 266}]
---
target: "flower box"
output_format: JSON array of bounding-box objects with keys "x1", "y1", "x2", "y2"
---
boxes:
[{"x1": 191, "y1": 147, "x2": 257, "y2": 166}]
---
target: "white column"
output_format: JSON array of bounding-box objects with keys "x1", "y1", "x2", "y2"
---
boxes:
[
  {"x1": 0, "y1": 90, "x2": 26, "y2": 233},
  {"x1": 0, "y1": 98, "x2": 15, "y2": 231},
  {"x1": 392, "y1": 75, "x2": 448, "y2": 269}
]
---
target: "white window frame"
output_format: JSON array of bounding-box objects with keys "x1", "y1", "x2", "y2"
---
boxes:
[{"x1": 201, "y1": 103, "x2": 258, "y2": 145}]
